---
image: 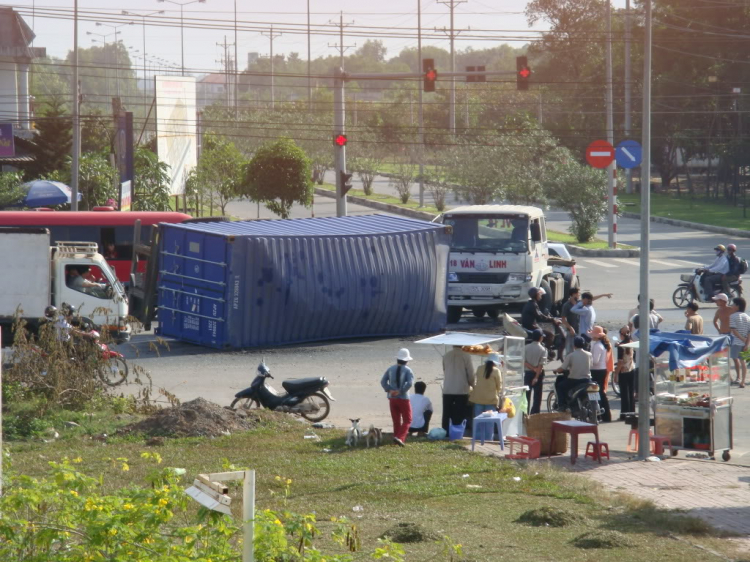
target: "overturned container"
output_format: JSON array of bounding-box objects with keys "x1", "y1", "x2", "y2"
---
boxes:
[{"x1": 156, "y1": 214, "x2": 451, "y2": 348}]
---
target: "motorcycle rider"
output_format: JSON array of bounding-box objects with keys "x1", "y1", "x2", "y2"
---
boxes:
[
  {"x1": 699, "y1": 245, "x2": 729, "y2": 297},
  {"x1": 723, "y1": 244, "x2": 741, "y2": 295},
  {"x1": 521, "y1": 287, "x2": 561, "y2": 335},
  {"x1": 553, "y1": 336, "x2": 592, "y2": 411}
]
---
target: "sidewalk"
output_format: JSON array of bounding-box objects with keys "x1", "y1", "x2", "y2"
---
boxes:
[{"x1": 471, "y1": 442, "x2": 750, "y2": 536}]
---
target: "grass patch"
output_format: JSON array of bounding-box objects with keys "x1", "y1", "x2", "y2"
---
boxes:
[
  {"x1": 547, "y1": 229, "x2": 638, "y2": 250},
  {"x1": 517, "y1": 506, "x2": 588, "y2": 528},
  {"x1": 619, "y1": 192, "x2": 750, "y2": 231},
  {"x1": 317, "y1": 183, "x2": 441, "y2": 215},
  {"x1": 571, "y1": 530, "x2": 635, "y2": 550},
  {"x1": 379, "y1": 522, "x2": 439, "y2": 543},
  {"x1": 6, "y1": 412, "x2": 736, "y2": 561}
]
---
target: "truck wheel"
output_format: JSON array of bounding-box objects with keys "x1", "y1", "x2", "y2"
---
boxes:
[
  {"x1": 472, "y1": 309, "x2": 486, "y2": 318},
  {"x1": 447, "y1": 306, "x2": 462, "y2": 323},
  {"x1": 564, "y1": 275, "x2": 580, "y2": 301},
  {"x1": 487, "y1": 308, "x2": 501, "y2": 319},
  {"x1": 540, "y1": 279, "x2": 553, "y2": 313}
]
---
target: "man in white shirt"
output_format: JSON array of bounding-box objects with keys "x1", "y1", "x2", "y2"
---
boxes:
[
  {"x1": 700, "y1": 245, "x2": 729, "y2": 296},
  {"x1": 729, "y1": 297, "x2": 749, "y2": 388},
  {"x1": 408, "y1": 381, "x2": 434, "y2": 436}
]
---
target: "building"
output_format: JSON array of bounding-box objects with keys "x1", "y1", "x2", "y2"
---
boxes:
[{"x1": 197, "y1": 73, "x2": 227, "y2": 109}]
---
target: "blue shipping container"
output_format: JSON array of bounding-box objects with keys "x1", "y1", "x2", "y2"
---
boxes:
[{"x1": 156, "y1": 214, "x2": 451, "y2": 348}]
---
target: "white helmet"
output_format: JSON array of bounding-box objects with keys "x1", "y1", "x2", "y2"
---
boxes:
[{"x1": 395, "y1": 348, "x2": 413, "y2": 362}]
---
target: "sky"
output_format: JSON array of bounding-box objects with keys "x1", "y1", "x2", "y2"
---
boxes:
[{"x1": 6, "y1": 0, "x2": 629, "y2": 76}]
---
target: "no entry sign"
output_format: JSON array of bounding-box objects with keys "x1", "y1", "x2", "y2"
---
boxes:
[{"x1": 586, "y1": 140, "x2": 615, "y2": 169}]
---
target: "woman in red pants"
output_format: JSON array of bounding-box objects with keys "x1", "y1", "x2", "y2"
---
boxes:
[{"x1": 380, "y1": 348, "x2": 415, "y2": 446}]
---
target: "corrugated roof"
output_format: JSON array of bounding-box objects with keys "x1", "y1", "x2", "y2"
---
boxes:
[
  {"x1": 166, "y1": 213, "x2": 445, "y2": 237},
  {"x1": 0, "y1": 7, "x2": 35, "y2": 55},
  {"x1": 445, "y1": 204, "x2": 545, "y2": 217}
]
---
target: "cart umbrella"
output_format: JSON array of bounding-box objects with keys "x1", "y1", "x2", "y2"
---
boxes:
[{"x1": 14, "y1": 180, "x2": 81, "y2": 208}]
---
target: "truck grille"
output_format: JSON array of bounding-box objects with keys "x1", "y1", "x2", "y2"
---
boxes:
[{"x1": 455, "y1": 272, "x2": 509, "y2": 284}]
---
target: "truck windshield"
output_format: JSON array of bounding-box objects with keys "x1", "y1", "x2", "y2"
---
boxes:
[{"x1": 444, "y1": 214, "x2": 529, "y2": 253}]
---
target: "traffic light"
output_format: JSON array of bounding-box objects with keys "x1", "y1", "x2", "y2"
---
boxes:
[
  {"x1": 333, "y1": 134, "x2": 347, "y2": 147},
  {"x1": 340, "y1": 170, "x2": 354, "y2": 195},
  {"x1": 423, "y1": 58, "x2": 437, "y2": 92},
  {"x1": 466, "y1": 65, "x2": 486, "y2": 83},
  {"x1": 516, "y1": 56, "x2": 530, "y2": 91}
]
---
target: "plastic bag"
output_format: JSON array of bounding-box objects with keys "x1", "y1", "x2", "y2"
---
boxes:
[
  {"x1": 498, "y1": 396, "x2": 516, "y2": 418},
  {"x1": 427, "y1": 427, "x2": 447, "y2": 440},
  {"x1": 518, "y1": 392, "x2": 529, "y2": 415}
]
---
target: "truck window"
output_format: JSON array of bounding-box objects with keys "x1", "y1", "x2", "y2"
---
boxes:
[
  {"x1": 444, "y1": 215, "x2": 528, "y2": 253},
  {"x1": 65, "y1": 264, "x2": 112, "y2": 299}
]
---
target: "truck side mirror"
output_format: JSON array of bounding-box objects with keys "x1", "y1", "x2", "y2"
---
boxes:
[{"x1": 530, "y1": 222, "x2": 542, "y2": 243}]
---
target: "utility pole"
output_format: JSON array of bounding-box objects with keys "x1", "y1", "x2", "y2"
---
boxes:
[
  {"x1": 624, "y1": 0, "x2": 633, "y2": 194},
  {"x1": 328, "y1": 12, "x2": 355, "y2": 70},
  {"x1": 437, "y1": 0, "x2": 466, "y2": 134},
  {"x1": 234, "y1": 0, "x2": 238, "y2": 115},
  {"x1": 334, "y1": 67, "x2": 347, "y2": 217},
  {"x1": 261, "y1": 26, "x2": 282, "y2": 109},
  {"x1": 72, "y1": 0, "x2": 80, "y2": 211},
  {"x1": 638, "y1": 0, "x2": 653, "y2": 462},
  {"x1": 605, "y1": 0, "x2": 617, "y2": 248},
  {"x1": 217, "y1": 36, "x2": 234, "y2": 107},
  {"x1": 417, "y1": 0, "x2": 425, "y2": 207},
  {"x1": 307, "y1": 0, "x2": 312, "y2": 109}
]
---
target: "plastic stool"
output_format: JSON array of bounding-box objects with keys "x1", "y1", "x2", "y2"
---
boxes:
[
  {"x1": 650, "y1": 435, "x2": 672, "y2": 456},
  {"x1": 505, "y1": 436, "x2": 541, "y2": 460},
  {"x1": 585, "y1": 441, "x2": 610, "y2": 461},
  {"x1": 626, "y1": 428, "x2": 653, "y2": 452}
]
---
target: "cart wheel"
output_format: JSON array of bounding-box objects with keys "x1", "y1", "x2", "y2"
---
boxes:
[
  {"x1": 670, "y1": 448, "x2": 678, "y2": 457},
  {"x1": 722, "y1": 450, "x2": 731, "y2": 462}
]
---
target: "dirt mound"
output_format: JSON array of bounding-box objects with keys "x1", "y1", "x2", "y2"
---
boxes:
[
  {"x1": 121, "y1": 398, "x2": 265, "y2": 438},
  {"x1": 571, "y1": 530, "x2": 635, "y2": 550},
  {"x1": 517, "y1": 506, "x2": 588, "y2": 528},
  {"x1": 379, "y1": 522, "x2": 438, "y2": 543}
]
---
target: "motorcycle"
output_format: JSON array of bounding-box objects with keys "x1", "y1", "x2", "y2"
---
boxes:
[
  {"x1": 90, "y1": 330, "x2": 129, "y2": 386},
  {"x1": 546, "y1": 376, "x2": 602, "y2": 425},
  {"x1": 230, "y1": 362, "x2": 335, "y2": 422},
  {"x1": 673, "y1": 270, "x2": 742, "y2": 308}
]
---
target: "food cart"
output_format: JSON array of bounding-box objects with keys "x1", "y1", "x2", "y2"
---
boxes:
[
  {"x1": 631, "y1": 332, "x2": 733, "y2": 461},
  {"x1": 414, "y1": 331, "x2": 527, "y2": 436}
]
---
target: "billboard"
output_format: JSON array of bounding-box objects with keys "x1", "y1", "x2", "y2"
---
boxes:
[
  {"x1": 120, "y1": 180, "x2": 132, "y2": 212},
  {"x1": 154, "y1": 77, "x2": 197, "y2": 196},
  {"x1": 0, "y1": 123, "x2": 14, "y2": 157}
]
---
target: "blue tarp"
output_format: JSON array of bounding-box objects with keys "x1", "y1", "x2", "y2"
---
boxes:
[{"x1": 637, "y1": 330, "x2": 731, "y2": 371}]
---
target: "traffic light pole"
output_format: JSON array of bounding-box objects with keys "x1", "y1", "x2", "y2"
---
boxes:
[
  {"x1": 606, "y1": 0, "x2": 616, "y2": 249},
  {"x1": 334, "y1": 67, "x2": 347, "y2": 217}
]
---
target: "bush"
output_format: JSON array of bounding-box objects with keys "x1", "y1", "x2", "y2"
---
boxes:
[{"x1": 390, "y1": 161, "x2": 415, "y2": 204}]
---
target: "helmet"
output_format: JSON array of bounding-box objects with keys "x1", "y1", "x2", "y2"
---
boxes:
[
  {"x1": 62, "y1": 303, "x2": 76, "y2": 316},
  {"x1": 728, "y1": 244, "x2": 737, "y2": 252},
  {"x1": 714, "y1": 244, "x2": 726, "y2": 252},
  {"x1": 44, "y1": 305, "x2": 57, "y2": 319}
]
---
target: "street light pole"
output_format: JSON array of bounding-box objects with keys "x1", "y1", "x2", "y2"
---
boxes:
[
  {"x1": 157, "y1": 0, "x2": 207, "y2": 77},
  {"x1": 87, "y1": 32, "x2": 115, "y2": 101},
  {"x1": 122, "y1": 10, "x2": 164, "y2": 108},
  {"x1": 72, "y1": 0, "x2": 80, "y2": 212},
  {"x1": 96, "y1": 21, "x2": 134, "y2": 99}
]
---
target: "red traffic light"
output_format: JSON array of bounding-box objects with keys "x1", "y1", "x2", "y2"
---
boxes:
[
  {"x1": 334, "y1": 134, "x2": 347, "y2": 147},
  {"x1": 425, "y1": 69, "x2": 437, "y2": 81},
  {"x1": 519, "y1": 68, "x2": 531, "y2": 79}
]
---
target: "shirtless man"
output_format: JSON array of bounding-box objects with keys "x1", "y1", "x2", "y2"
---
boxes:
[{"x1": 712, "y1": 293, "x2": 733, "y2": 335}]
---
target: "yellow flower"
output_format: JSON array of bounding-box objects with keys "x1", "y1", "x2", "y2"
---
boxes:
[
  {"x1": 73, "y1": 457, "x2": 83, "y2": 464},
  {"x1": 69, "y1": 490, "x2": 79, "y2": 497},
  {"x1": 275, "y1": 475, "x2": 281, "y2": 481},
  {"x1": 109, "y1": 528, "x2": 118, "y2": 536},
  {"x1": 286, "y1": 479, "x2": 292, "y2": 485},
  {"x1": 123, "y1": 503, "x2": 134, "y2": 510},
  {"x1": 144, "y1": 537, "x2": 154, "y2": 545},
  {"x1": 185, "y1": 535, "x2": 194, "y2": 544},
  {"x1": 274, "y1": 519, "x2": 283, "y2": 526},
  {"x1": 121, "y1": 463, "x2": 129, "y2": 472},
  {"x1": 158, "y1": 498, "x2": 169, "y2": 507}
]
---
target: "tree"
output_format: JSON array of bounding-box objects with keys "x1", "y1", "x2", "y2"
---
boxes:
[
  {"x1": 77, "y1": 152, "x2": 118, "y2": 210},
  {"x1": 242, "y1": 138, "x2": 312, "y2": 219},
  {"x1": 0, "y1": 172, "x2": 25, "y2": 209},
  {"x1": 133, "y1": 147, "x2": 171, "y2": 211},
  {"x1": 18, "y1": 97, "x2": 72, "y2": 179},
  {"x1": 192, "y1": 135, "x2": 246, "y2": 215}
]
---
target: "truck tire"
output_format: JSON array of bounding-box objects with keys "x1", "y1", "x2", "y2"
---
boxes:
[
  {"x1": 487, "y1": 307, "x2": 501, "y2": 319},
  {"x1": 447, "y1": 306, "x2": 462, "y2": 324},
  {"x1": 564, "y1": 275, "x2": 580, "y2": 301},
  {"x1": 540, "y1": 279, "x2": 553, "y2": 314},
  {"x1": 472, "y1": 308, "x2": 486, "y2": 318}
]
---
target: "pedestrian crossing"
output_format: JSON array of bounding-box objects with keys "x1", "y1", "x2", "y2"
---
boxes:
[{"x1": 575, "y1": 257, "x2": 702, "y2": 271}]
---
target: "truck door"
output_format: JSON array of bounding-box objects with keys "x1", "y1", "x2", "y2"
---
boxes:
[{"x1": 59, "y1": 263, "x2": 119, "y2": 328}]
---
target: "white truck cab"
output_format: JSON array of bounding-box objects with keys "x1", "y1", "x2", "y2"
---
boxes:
[{"x1": 437, "y1": 205, "x2": 569, "y2": 323}]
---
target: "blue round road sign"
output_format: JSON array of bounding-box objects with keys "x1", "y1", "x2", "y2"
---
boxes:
[{"x1": 615, "y1": 139, "x2": 643, "y2": 169}]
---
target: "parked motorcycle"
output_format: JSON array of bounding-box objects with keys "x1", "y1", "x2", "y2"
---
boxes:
[
  {"x1": 230, "y1": 362, "x2": 335, "y2": 422},
  {"x1": 546, "y1": 376, "x2": 602, "y2": 425},
  {"x1": 673, "y1": 270, "x2": 742, "y2": 308},
  {"x1": 90, "y1": 330, "x2": 128, "y2": 386}
]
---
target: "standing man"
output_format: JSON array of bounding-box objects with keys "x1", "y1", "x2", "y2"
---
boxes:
[
  {"x1": 700, "y1": 244, "x2": 729, "y2": 297},
  {"x1": 553, "y1": 336, "x2": 592, "y2": 410},
  {"x1": 523, "y1": 330, "x2": 547, "y2": 414},
  {"x1": 380, "y1": 348, "x2": 415, "y2": 446},
  {"x1": 441, "y1": 345, "x2": 474, "y2": 431},
  {"x1": 560, "y1": 287, "x2": 580, "y2": 357},
  {"x1": 521, "y1": 287, "x2": 560, "y2": 333},
  {"x1": 723, "y1": 244, "x2": 741, "y2": 295},
  {"x1": 712, "y1": 293, "x2": 733, "y2": 335},
  {"x1": 685, "y1": 302, "x2": 704, "y2": 335},
  {"x1": 729, "y1": 297, "x2": 749, "y2": 388},
  {"x1": 569, "y1": 291, "x2": 613, "y2": 336}
]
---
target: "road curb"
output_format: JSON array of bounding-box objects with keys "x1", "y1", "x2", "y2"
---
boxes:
[
  {"x1": 621, "y1": 211, "x2": 750, "y2": 239},
  {"x1": 314, "y1": 187, "x2": 438, "y2": 222},
  {"x1": 564, "y1": 244, "x2": 641, "y2": 258}
]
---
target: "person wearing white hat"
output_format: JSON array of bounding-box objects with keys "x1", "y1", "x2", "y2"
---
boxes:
[
  {"x1": 380, "y1": 348, "x2": 415, "y2": 446},
  {"x1": 442, "y1": 345, "x2": 475, "y2": 432},
  {"x1": 468, "y1": 353, "x2": 503, "y2": 440}
]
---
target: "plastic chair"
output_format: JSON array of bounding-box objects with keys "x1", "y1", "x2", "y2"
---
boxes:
[
  {"x1": 627, "y1": 428, "x2": 653, "y2": 453},
  {"x1": 650, "y1": 435, "x2": 672, "y2": 456},
  {"x1": 448, "y1": 420, "x2": 467, "y2": 441},
  {"x1": 585, "y1": 441, "x2": 610, "y2": 461},
  {"x1": 505, "y1": 436, "x2": 541, "y2": 460}
]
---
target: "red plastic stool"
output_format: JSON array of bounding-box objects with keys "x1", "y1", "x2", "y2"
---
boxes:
[
  {"x1": 505, "y1": 436, "x2": 541, "y2": 460},
  {"x1": 649, "y1": 435, "x2": 672, "y2": 455},
  {"x1": 585, "y1": 441, "x2": 610, "y2": 461},
  {"x1": 627, "y1": 428, "x2": 653, "y2": 452}
]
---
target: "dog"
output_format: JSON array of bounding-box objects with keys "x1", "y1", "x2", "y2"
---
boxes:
[
  {"x1": 364, "y1": 425, "x2": 382, "y2": 448},
  {"x1": 345, "y1": 418, "x2": 362, "y2": 447}
]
